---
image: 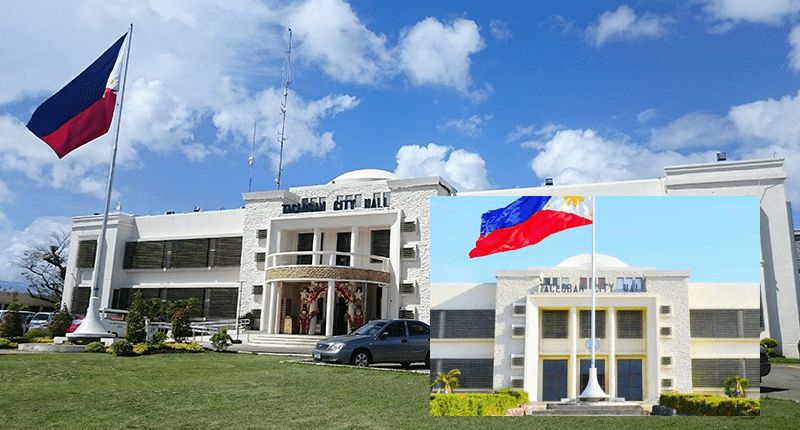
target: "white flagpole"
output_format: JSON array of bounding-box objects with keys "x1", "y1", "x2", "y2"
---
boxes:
[
  {"x1": 69, "y1": 24, "x2": 133, "y2": 339},
  {"x1": 580, "y1": 196, "x2": 608, "y2": 401}
]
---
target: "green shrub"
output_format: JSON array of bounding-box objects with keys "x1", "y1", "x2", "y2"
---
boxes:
[
  {"x1": 149, "y1": 331, "x2": 167, "y2": 345},
  {"x1": 0, "y1": 295, "x2": 29, "y2": 338},
  {"x1": 110, "y1": 340, "x2": 135, "y2": 357},
  {"x1": 210, "y1": 328, "x2": 232, "y2": 352},
  {"x1": 48, "y1": 305, "x2": 72, "y2": 337},
  {"x1": 761, "y1": 338, "x2": 779, "y2": 357},
  {"x1": 125, "y1": 291, "x2": 147, "y2": 343},
  {"x1": 0, "y1": 338, "x2": 18, "y2": 349},
  {"x1": 430, "y1": 390, "x2": 528, "y2": 416},
  {"x1": 169, "y1": 298, "x2": 198, "y2": 342},
  {"x1": 23, "y1": 328, "x2": 48, "y2": 342},
  {"x1": 660, "y1": 393, "x2": 759, "y2": 416},
  {"x1": 723, "y1": 375, "x2": 750, "y2": 398},
  {"x1": 85, "y1": 342, "x2": 106, "y2": 353}
]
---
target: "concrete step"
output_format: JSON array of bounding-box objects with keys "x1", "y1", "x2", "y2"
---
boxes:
[
  {"x1": 247, "y1": 334, "x2": 327, "y2": 348},
  {"x1": 529, "y1": 403, "x2": 645, "y2": 416}
]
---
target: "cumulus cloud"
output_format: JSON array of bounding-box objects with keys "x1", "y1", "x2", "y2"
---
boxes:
[
  {"x1": 646, "y1": 111, "x2": 738, "y2": 150},
  {"x1": 489, "y1": 19, "x2": 512, "y2": 41},
  {"x1": 394, "y1": 143, "x2": 490, "y2": 192},
  {"x1": 702, "y1": 0, "x2": 800, "y2": 27},
  {"x1": 398, "y1": 17, "x2": 488, "y2": 98},
  {"x1": 637, "y1": 108, "x2": 657, "y2": 123},
  {"x1": 439, "y1": 115, "x2": 492, "y2": 137},
  {"x1": 587, "y1": 5, "x2": 674, "y2": 47}
]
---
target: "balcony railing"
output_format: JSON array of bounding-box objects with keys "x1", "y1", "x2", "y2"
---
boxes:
[{"x1": 266, "y1": 250, "x2": 390, "y2": 272}]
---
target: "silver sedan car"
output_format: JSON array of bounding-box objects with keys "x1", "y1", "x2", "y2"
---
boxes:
[{"x1": 312, "y1": 319, "x2": 430, "y2": 368}]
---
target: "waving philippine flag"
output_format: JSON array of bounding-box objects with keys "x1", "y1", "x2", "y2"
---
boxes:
[
  {"x1": 469, "y1": 196, "x2": 593, "y2": 258},
  {"x1": 26, "y1": 32, "x2": 128, "y2": 158}
]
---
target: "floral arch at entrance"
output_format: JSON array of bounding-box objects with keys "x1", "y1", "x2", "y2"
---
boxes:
[{"x1": 298, "y1": 281, "x2": 365, "y2": 334}]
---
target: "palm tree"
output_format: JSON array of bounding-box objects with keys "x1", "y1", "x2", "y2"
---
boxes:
[{"x1": 431, "y1": 369, "x2": 461, "y2": 394}]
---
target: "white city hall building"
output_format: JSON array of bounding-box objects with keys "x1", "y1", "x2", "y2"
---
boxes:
[
  {"x1": 60, "y1": 158, "x2": 799, "y2": 364},
  {"x1": 431, "y1": 255, "x2": 761, "y2": 402}
]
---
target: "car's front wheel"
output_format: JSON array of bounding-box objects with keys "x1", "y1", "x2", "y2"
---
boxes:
[{"x1": 351, "y1": 350, "x2": 371, "y2": 368}]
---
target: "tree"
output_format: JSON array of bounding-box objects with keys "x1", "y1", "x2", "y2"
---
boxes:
[
  {"x1": 48, "y1": 304, "x2": 72, "y2": 337},
  {"x1": 431, "y1": 369, "x2": 461, "y2": 394},
  {"x1": 0, "y1": 294, "x2": 30, "y2": 338},
  {"x1": 125, "y1": 291, "x2": 147, "y2": 343},
  {"x1": 13, "y1": 230, "x2": 69, "y2": 304},
  {"x1": 169, "y1": 298, "x2": 198, "y2": 342}
]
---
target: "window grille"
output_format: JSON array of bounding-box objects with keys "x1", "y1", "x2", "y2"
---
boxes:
[
  {"x1": 661, "y1": 356, "x2": 672, "y2": 366},
  {"x1": 661, "y1": 379, "x2": 673, "y2": 389},
  {"x1": 617, "y1": 310, "x2": 644, "y2": 339},
  {"x1": 513, "y1": 304, "x2": 526, "y2": 316},
  {"x1": 579, "y1": 310, "x2": 606, "y2": 338},
  {"x1": 660, "y1": 305, "x2": 671, "y2": 315},
  {"x1": 512, "y1": 325, "x2": 525, "y2": 337},
  {"x1": 255, "y1": 253, "x2": 266, "y2": 263},
  {"x1": 370, "y1": 230, "x2": 390, "y2": 263},
  {"x1": 400, "y1": 283, "x2": 415, "y2": 294},
  {"x1": 511, "y1": 378, "x2": 524, "y2": 389},
  {"x1": 77, "y1": 240, "x2": 97, "y2": 268},
  {"x1": 401, "y1": 221, "x2": 416, "y2": 233},
  {"x1": 690, "y1": 310, "x2": 739, "y2": 338},
  {"x1": 541, "y1": 310, "x2": 568, "y2": 339},
  {"x1": 253, "y1": 285, "x2": 263, "y2": 295},
  {"x1": 257, "y1": 229, "x2": 268, "y2": 239},
  {"x1": 511, "y1": 356, "x2": 524, "y2": 367},
  {"x1": 661, "y1": 327, "x2": 672, "y2": 336},
  {"x1": 399, "y1": 309, "x2": 415, "y2": 319},
  {"x1": 401, "y1": 247, "x2": 416, "y2": 259}
]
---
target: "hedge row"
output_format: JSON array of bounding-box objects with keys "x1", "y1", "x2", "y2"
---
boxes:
[
  {"x1": 659, "y1": 393, "x2": 759, "y2": 416},
  {"x1": 430, "y1": 390, "x2": 529, "y2": 416},
  {"x1": 107, "y1": 340, "x2": 205, "y2": 357}
]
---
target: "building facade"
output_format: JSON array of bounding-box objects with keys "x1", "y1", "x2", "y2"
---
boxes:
[
  {"x1": 431, "y1": 255, "x2": 761, "y2": 402},
  {"x1": 61, "y1": 170, "x2": 453, "y2": 337}
]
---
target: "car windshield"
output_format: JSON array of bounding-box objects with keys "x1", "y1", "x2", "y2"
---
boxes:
[
  {"x1": 353, "y1": 320, "x2": 387, "y2": 336},
  {"x1": 33, "y1": 314, "x2": 48, "y2": 320}
]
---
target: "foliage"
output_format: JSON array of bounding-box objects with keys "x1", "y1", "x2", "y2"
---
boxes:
[
  {"x1": 109, "y1": 340, "x2": 135, "y2": 357},
  {"x1": 108, "y1": 340, "x2": 205, "y2": 356},
  {"x1": 48, "y1": 304, "x2": 72, "y2": 337},
  {"x1": 768, "y1": 356, "x2": 800, "y2": 364},
  {"x1": 149, "y1": 331, "x2": 167, "y2": 345},
  {"x1": 12, "y1": 229, "x2": 69, "y2": 303},
  {"x1": 85, "y1": 341, "x2": 106, "y2": 353},
  {"x1": 23, "y1": 328, "x2": 48, "y2": 342},
  {"x1": 761, "y1": 337, "x2": 779, "y2": 357},
  {"x1": 723, "y1": 375, "x2": 750, "y2": 398},
  {"x1": 169, "y1": 298, "x2": 199, "y2": 342},
  {"x1": 0, "y1": 337, "x2": 18, "y2": 349},
  {"x1": 125, "y1": 291, "x2": 147, "y2": 343},
  {"x1": 659, "y1": 393, "x2": 759, "y2": 416},
  {"x1": 210, "y1": 327, "x2": 233, "y2": 352},
  {"x1": 430, "y1": 368, "x2": 461, "y2": 394},
  {"x1": 430, "y1": 390, "x2": 528, "y2": 416},
  {"x1": 0, "y1": 294, "x2": 29, "y2": 338}
]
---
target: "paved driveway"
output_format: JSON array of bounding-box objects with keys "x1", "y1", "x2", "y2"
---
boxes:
[{"x1": 760, "y1": 363, "x2": 800, "y2": 402}]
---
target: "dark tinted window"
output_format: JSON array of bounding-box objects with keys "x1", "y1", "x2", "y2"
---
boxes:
[
  {"x1": 408, "y1": 322, "x2": 429, "y2": 336},
  {"x1": 383, "y1": 321, "x2": 406, "y2": 337}
]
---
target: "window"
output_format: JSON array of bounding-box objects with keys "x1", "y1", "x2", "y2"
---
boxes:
[
  {"x1": 690, "y1": 310, "x2": 740, "y2": 338},
  {"x1": 398, "y1": 309, "x2": 415, "y2": 319},
  {"x1": 401, "y1": 246, "x2": 416, "y2": 259},
  {"x1": 76, "y1": 240, "x2": 97, "y2": 268},
  {"x1": 124, "y1": 238, "x2": 242, "y2": 270},
  {"x1": 336, "y1": 232, "x2": 351, "y2": 266},
  {"x1": 400, "y1": 282, "x2": 415, "y2": 294},
  {"x1": 661, "y1": 356, "x2": 672, "y2": 366},
  {"x1": 430, "y1": 309, "x2": 495, "y2": 339},
  {"x1": 580, "y1": 310, "x2": 606, "y2": 338},
  {"x1": 370, "y1": 229, "x2": 390, "y2": 263},
  {"x1": 617, "y1": 310, "x2": 644, "y2": 339},
  {"x1": 383, "y1": 321, "x2": 406, "y2": 337},
  {"x1": 257, "y1": 229, "x2": 268, "y2": 240},
  {"x1": 407, "y1": 321, "x2": 429, "y2": 336},
  {"x1": 296, "y1": 232, "x2": 313, "y2": 265},
  {"x1": 616, "y1": 277, "x2": 645, "y2": 292},
  {"x1": 661, "y1": 327, "x2": 672, "y2": 336},
  {"x1": 660, "y1": 305, "x2": 671, "y2": 315},
  {"x1": 255, "y1": 252, "x2": 266, "y2": 263},
  {"x1": 512, "y1": 325, "x2": 525, "y2": 337},
  {"x1": 510, "y1": 377, "x2": 524, "y2": 389},
  {"x1": 513, "y1": 304, "x2": 526, "y2": 317},
  {"x1": 580, "y1": 277, "x2": 607, "y2": 290},
  {"x1": 511, "y1": 355, "x2": 524, "y2": 367},
  {"x1": 253, "y1": 285, "x2": 263, "y2": 295},
  {"x1": 541, "y1": 310, "x2": 569, "y2": 339},
  {"x1": 401, "y1": 220, "x2": 416, "y2": 233},
  {"x1": 692, "y1": 359, "x2": 745, "y2": 388},
  {"x1": 661, "y1": 379, "x2": 673, "y2": 389}
]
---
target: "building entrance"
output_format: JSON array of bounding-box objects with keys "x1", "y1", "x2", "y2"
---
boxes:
[
  {"x1": 542, "y1": 359, "x2": 568, "y2": 401},
  {"x1": 617, "y1": 359, "x2": 643, "y2": 401}
]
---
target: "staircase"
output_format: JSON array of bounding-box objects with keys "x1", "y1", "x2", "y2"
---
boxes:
[
  {"x1": 528, "y1": 402, "x2": 646, "y2": 416},
  {"x1": 245, "y1": 334, "x2": 327, "y2": 355}
]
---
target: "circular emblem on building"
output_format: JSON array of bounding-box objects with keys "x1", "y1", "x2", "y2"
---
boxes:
[{"x1": 585, "y1": 338, "x2": 599, "y2": 352}]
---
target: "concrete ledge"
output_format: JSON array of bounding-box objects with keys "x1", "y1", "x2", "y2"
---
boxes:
[{"x1": 18, "y1": 343, "x2": 86, "y2": 353}]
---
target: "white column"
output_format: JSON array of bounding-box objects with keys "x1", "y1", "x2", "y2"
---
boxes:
[
  {"x1": 267, "y1": 282, "x2": 277, "y2": 334},
  {"x1": 350, "y1": 226, "x2": 359, "y2": 267},
  {"x1": 609, "y1": 306, "x2": 616, "y2": 398},
  {"x1": 313, "y1": 227, "x2": 321, "y2": 265},
  {"x1": 259, "y1": 282, "x2": 270, "y2": 331},
  {"x1": 326, "y1": 280, "x2": 335, "y2": 336},
  {"x1": 570, "y1": 306, "x2": 578, "y2": 399},
  {"x1": 274, "y1": 284, "x2": 283, "y2": 334}
]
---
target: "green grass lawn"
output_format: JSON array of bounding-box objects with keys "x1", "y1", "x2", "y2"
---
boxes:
[{"x1": 0, "y1": 352, "x2": 798, "y2": 429}]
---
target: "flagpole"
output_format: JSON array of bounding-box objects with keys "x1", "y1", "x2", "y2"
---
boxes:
[
  {"x1": 580, "y1": 196, "x2": 608, "y2": 401},
  {"x1": 69, "y1": 24, "x2": 133, "y2": 339}
]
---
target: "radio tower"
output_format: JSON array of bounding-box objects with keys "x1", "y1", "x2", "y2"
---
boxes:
[{"x1": 276, "y1": 28, "x2": 292, "y2": 189}]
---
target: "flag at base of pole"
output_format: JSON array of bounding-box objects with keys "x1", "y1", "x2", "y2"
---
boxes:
[
  {"x1": 469, "y1": 196, "x2": 593, "y2": 258},
  {"x1": 26, "y1": 33, "x2": 128, "y2": 158}
]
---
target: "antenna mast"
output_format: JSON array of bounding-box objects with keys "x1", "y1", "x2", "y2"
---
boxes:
[
  {"x1": 276, "y1": 28, "x2": 292, "y2": 189},
  {"x1": 248, "y1": 121, "x2": 256, "y2": 192}
]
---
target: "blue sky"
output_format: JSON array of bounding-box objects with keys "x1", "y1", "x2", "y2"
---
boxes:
[
  {"x1": 0, "y1": 1, "x2": 799, "y2": 283},
  {"x1": 431, "y1": 196, "x2": 761, "y2": 284}
]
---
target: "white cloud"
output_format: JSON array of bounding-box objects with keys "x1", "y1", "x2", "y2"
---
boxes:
[
  {"x1": 788, "y1": 25, "x2": 800, "y2": 71},
  {"x1": 439, "y1": 115, "x2": 492, "y2": 137},
  {"x1": 529, "y1": 128, "x2": 717, "y2": 185},
  {"x1": 489, "y1": 19, "x2": 512, "y2": 41},
  {"x1": 646, "y1": 111, "x2": 737, "y2": 150},
  {"x1": 637, "y1": 108, "x2": 657, "y2": 123},
  {"x1": 0, "y1": 216, "x2": 71, "y2": 283},
  {"x1": 728, "y1": 90, "x2": 800, "y2": 145},
  {"x1": 286, "y1": 0, "x2": 394, "y2": 84},
  {"x1": 398, "y1": 17, "x2": 487, "y2": 97},
  {"x1": 702, "y1": 0, "x2": 800, "y2": 26},
  {"x1": 394, "y1": 143, "x2": 490, "y2": 192},
  {"x1": 587, "y1": 5, "x2": 674, "y2": 47}
]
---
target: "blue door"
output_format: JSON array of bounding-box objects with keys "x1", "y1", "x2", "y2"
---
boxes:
[
  {"x1": 617, "y1": 359, "x2": 643, "y2": 401},
  {"x1": 580, "y1": 359, "x2": 606, "y2": 393},
  {"x1": 542, "y1": 359, "x2": 568, "y2": 401}
]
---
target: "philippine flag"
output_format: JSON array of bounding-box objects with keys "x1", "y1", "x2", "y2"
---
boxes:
[
  {"x1": 26, "y1": 33, "x2": 128, "y2": 159},
  {"x1": 469, "y1": 196, "x2": 593, "y2": 258}
]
